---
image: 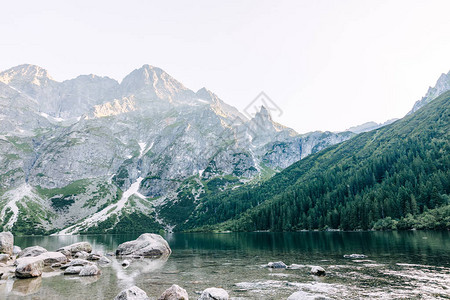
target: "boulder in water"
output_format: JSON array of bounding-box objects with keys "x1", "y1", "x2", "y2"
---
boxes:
[
  {"x1": 343, "y1": 254, "x2": 367, "y2": 259},
  {"x1": 158, "y1": 284, "x2": 189, "y2": 300},
  {"x1": 0, "y1": 232, "x2": 14, "y2": 256},
  {"x1": 60, "y1": 259, "x2": 92, "y2": 269},
  {"x1": 17, "y1": 246, "x2": 47, "y2": 258},
  {"x1": 116, "y1": 233, "x2": 171, "y2": 258},
  {"x1": 267, "y1": 261, "x2": 287, "y2": 269},
  {"x1": 310, "y1": 266, "x2": 326, "y2": 276},
  {"x1": 36, "y1": 251, "x2": 67, "y2": 266},
  {"x1": 198, "y1": 287, "x2": 228, "y2": 300},
  {"x1": 15, "y1": 257, "x2": 44, "y2": 278},
  {"x1": 57, "y1": 242, "x2": 92, "y2": 255},
  {"x1": 114, "y1": 286, "x2": 150, "y2": 300},
  {"x1": 74, "y1": 251, "x2": 89, "y2": 259},
  {"x1": 64, "y1": 266, "x2": 83, "y2": 275},
  {"x1": 79, "y1": 264, "x2": 101, "y2": 276}
]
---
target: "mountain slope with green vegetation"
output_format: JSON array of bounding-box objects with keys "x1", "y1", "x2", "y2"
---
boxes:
[{"x1": 181, "y1": 91, "x2": 450, "y2": 232}]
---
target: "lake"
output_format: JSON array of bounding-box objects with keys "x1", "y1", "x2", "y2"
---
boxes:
[{"x1": 1, "y1": 231, "x2": 450, "y2": 299}]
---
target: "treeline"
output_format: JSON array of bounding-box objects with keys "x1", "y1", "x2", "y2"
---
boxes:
[{"x1": 180, "y1": 91, "x2": 450, "y2": 232}]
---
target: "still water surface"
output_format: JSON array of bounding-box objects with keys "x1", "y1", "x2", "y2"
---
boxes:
[{"x1": 1, "y1": 231, "x2": 450, "y2": 299}]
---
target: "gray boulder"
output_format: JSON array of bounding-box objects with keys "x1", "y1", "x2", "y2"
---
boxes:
[
  {"x1": 15, "y1": 257, "x2": 44, "y2": 278},
  {"x1": 158, "y1": 284, "x2": 189, "y2": 300},
  {"x1": 64, "y1": 266, "x2": 83, "y2": 275},
  {"x1": 57, "y1": 242, "x2": 92, "y2": 254},
  {"x1": 17, "y1": 246, "x2": 47, "y2": 258},
  {"x1": 0, "y1": 232, "x2": 14, "y2": 256},
  {"x1": 36, "y1": 251, "x2": 67, "y2": 266},
  {"x1": 114, "y1": 286, "x2": 150, "y2": 300},
  {"x1": 116, "y1": 233, "x2": 171, "y2": 258},
  {"x1": 310, "y1": 266, "x2": 326, "y2": 276},
  {"x1": 198, "y1": 288, "x2": 228, "y2": 300},
  {"x1": 87, "y1": 253, "x2": 102, "y2": 260},
  {"x1": 267, "y1": 261, "x2": 287, "y2": 269},
  {"x1": 79, "y1": 264, "x2": 101, "y2": 276}
]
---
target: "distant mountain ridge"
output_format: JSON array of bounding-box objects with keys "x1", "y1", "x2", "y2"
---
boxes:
[{"x1": 0, "y1": 64, "x2": 352, "y2": 235}]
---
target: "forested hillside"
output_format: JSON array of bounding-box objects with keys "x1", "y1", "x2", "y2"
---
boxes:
[{"x1": 182, "y1": 91, "x2": 450, "y2": 231}]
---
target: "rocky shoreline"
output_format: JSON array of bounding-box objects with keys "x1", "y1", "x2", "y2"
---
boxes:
[{"x1": 0, "y1": 231, "x2": 375, "y2": 299}]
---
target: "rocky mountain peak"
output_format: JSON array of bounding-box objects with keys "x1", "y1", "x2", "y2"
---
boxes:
[
  {"x1": 120, "y1": 64, "x2": 189, "y2": 99},
  {"x1": 0, "y1": 64, "x2": 53, "y2": 86},
  {"x1": 408, "y1": 70, "x2": 450, "y2": 115}
]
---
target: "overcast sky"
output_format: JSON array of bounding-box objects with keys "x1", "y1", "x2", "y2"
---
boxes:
[{"x1": 1, "y1": 0, "x2": 449, "y2": 133}]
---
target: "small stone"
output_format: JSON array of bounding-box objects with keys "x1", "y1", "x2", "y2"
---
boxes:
[
  {"x1": 158, "y1": 284, "x2": 189, "y2": 300},
  {"x1": 12, "y1": 246, "x2": 22, "y2": 255},
  {"x1": 122, "y1": 259, "x2": 131, "y2": 268},
  {"x1": 267, "y1": 261, "x2": 287, "y2": 269},
  {"x1": 114, "y1": 286, "x2": 150, "y2": 300},
  {"x1": 343, "y1": 254, "x2": 367, "y2": 259},
  {"x1": 198, "y1": 287, "x2": 228, "y2": 300},
  {"x1": 310, "y1": 266, "x2": 326, "y2": 276},
  {"x1": 99, "y1": 256, "x2": 111, "y2": 264}
]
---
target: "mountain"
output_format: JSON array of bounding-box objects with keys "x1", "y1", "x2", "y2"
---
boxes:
[
  {"x1": 346, "y1": 119, "x2": 398, "y2": 134},
  {"x1": 0, "y1": 64, "x2": 352, "y2": 235},
  {"x1": 408, "y1": 70, "x2": 450, "y2": 115},
  {"x1": 183, "y1": 91, "x2": 450, "y2": 232}
]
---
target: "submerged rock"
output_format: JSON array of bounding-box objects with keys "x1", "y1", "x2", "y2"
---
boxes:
[
  {"x1": 79, "y1": 264, "x2": 101, "y2": 276},
  {"x1": 15, "y1": 257, "x2": 44, "y2": 278},
  {"x1": 114, "y1": 286, "x2": 150, "y2": 300},
  {"x1": 288, "y1": 291, "x2": 331, "y2": 300},
  {"x1": 310, "y1": 266, "x2": 326, "y2": 276},
  {"x1": 198, "y1": 287, "x2": 228, "y2": 300},
  {"x1": 36, "y1": 251, "x2": 67, "y2": 266},
  {"x1": 158, "y1": 284, "x2": 189, "y2": 300},
  {"x1": 17, "y1": 246, "x2": 47, "y2": 258},
  {"x1": 343, "y1": 254, "x2": 367, "y2": 259},
  {"x1": 57, "y1": 242, "x2": 92, "y2": 255},
  {"x1": 267, "y1": 261, "x2": 287, "y2": 269},
  {"x1": 116, "y1": 233, "x2": 171, "y2": 258},
  {"x1": 0, "y1": 232, "x2": 14, "y2": 256}
]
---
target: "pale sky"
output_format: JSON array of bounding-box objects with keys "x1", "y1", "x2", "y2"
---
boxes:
[{"x1": 1, "y1": 0, "x2": 449, "y2": 133}]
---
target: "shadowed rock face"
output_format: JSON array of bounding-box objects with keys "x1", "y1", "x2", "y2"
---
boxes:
[
  {"x1": 0, "y1": 232, "x2": 13, "y2": 256},
  {"x1": 116, "y1": 233, "x2": 171, "y2": 258}
]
